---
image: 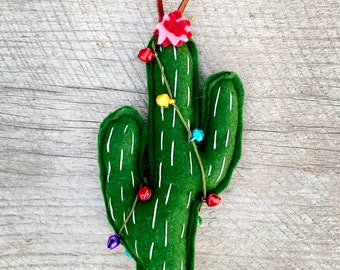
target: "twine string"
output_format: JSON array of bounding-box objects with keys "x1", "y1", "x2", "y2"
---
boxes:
[
  {"x1": 117, "y1": 40, "x2": 206, "y2": 235},
  {"x1": 157, "y1": 0, "x2": 190, "y2": 19},
  {"x1": 153, "y1": 42, "x2": 207, "y2": 200}
]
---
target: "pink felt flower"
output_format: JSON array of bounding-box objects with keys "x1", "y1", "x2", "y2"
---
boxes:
[{"x1": 154, "y1": 10, "x2": 192, "y2": 47}]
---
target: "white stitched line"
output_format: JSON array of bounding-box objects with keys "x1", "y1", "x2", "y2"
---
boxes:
[
  {"x1": 135, "y1": 240, "x2": 139, "y2": 258},
  {"x1": 149, "y1": 242, "x2": 154, "y2": 260},
  {"x1": 230, "y1": 92, "x2": 233, "y2": 111},
  {"x1": 152, "y1": 198, "x2": 159, "y2": 229},
  {"x1": 123, "y1": 212, "x2": 129, "y2": 235},
  {"x1": 131, "y1": 132, "x2": 134, "y2": 154},
  {"x1": 163, "y1": 262, "x2": 166, "y2": 270},
  {"x1": 171, "y1": 141, "x2": 175, "y2": 166},
  {"x1": 173, "y1": 46, "x2": 177, "y2": 60},
  {"x1": 181, "y1": 224, "x2": 185, "y2": 238},
  {"x1": 160, "y1": 131, "x2": 164, "y2": 150},
  {"x1": 109, "y1": 197, "x2": 115, "y2": 221},
  {"x1": 174, "y1": 69, "x2": 178, "y2": 97},
  {"x1": 181, "y1": 260, "x2": 184, "y2": 270},
  {"x1": 208, "y1": 165, "x2": 212, "y2": 176},
  {"x1": 187, "y1": 55, "x2": 190, "y2": 75},
  {"x1": 131, "y1": 171, "x2": 135, "y2": 187},
  {"x1": 213, "y1": 130, "x2": 217, "y2": 150},
  {"x1": 225, "y1": 129, "x2": 230, "y2": 147},
  {"x1": 216, "y1": 157, "x2": 226, "y2": 182},
  {"x1": 213, "y1": 87, "x2": 221, "y2": 117},
  {"x1": 106, "y1": 127, "x2": 114, "y2": 153},
  {"x1": 161, "y1": 66, "x2": 165, "y2": 85},
  {"x1": 120, "y1": 149, "x2": 124, "y2": 171},
  {"x1": 160, "y1": 107, "x2": 164, "y2": 121},
  {"x1": 165, "y1": 220, "x2": 168, "y2": 247},
  {"x1": 107, "y1": 162, "x2": 111, "y2": 183},
  {"x1": 186, "y1": 191, "x2": 192, "y2": 209},
  {"x1": 189, "y1": 152, "x2": 193, "y2": 175},
  {"x1": 132, "y1": 209, "x2": 136, "y2": 224},
  {"x1": 165, "y1": 183, "x2": 172, "y2": 205},
  {"x1": 158, "y1": 162, "x2": 163, "y2": 188},
  {"x1": 172, "y1": 106, "x2": 176, "y2": 127},
  {"x1": 124, "y1": 125, "x2": 129, "y2": 133},
  {"x1": 120, "y1": 186, "x2": 124, "y2": 202},
  {"x1": 187, "y1": 86, "x2": 190, "y2": 107}
]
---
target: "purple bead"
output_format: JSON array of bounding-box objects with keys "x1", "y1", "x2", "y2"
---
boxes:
[{"x1": 107, "y1": 234, "x2": 120, "y2": 250}]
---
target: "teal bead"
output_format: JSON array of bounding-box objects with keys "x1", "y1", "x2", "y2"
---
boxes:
[
  {"x1": 125, "y1": 249, "x2": 132, "y2": 258},
  {"x1": 191, "y1": 129, "x2": 204, "y2": 142}
]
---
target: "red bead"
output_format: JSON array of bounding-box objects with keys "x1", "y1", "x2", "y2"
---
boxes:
[
  {"x1": 203, "y1": 194, "x2": 221, "y2": 207},
  {"x1": 138, "y1": 186, "x2": 152, "y2": 201},
  {"x1": 138, "y1": 48, "x2": 155, "y2": 63}
]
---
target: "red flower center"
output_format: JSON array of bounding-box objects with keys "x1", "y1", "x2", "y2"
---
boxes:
[
  {"x1": 153, "y1": 10, "x2": 192, "y2": 47},
  {"x1": 163, "y1": 11, "x2": 188, "y2": 37}
]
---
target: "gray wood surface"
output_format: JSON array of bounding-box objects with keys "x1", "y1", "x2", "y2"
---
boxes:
[{"x1": 1, "y1": 0, "x2": 339, "y2": 269}]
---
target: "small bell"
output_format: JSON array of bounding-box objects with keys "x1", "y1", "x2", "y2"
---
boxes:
[
  {"x1": 125, "y1": 249, "x2": 132, "y2": 258},
  {"x1": 156, "y1": 94, "x2": 175, "y2": 108},
  {"x1": 138, "y1": 186, "x2": 152, "y2": 201},
  {"x1": 191, "y1": 129, "x2": 204, "y2": 142},
  {"x1": 197, "y1": 216, "x2": 203, "y2": 227},
  {"x1": 203, "y1": 194, "x2": 221, "y2": 207},
  {"x1": 138, "y1": 48, "x2": 156, "y2": 63},
  {"x1": 107, "y1": 234, "x2": 121, "y2": 250}
]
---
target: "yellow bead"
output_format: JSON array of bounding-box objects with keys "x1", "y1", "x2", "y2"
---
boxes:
[{"x1": 156, "y1": 94, "x2": 175, "y2": 108}]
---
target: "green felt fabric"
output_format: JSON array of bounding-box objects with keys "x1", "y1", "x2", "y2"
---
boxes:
[{"x1": 98, "y1": 36, "x2": 244, "y2": 270}]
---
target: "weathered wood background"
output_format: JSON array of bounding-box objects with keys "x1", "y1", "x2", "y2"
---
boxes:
[{"x1": 1, "y1": 0, "x2": 339, "y2": 269}]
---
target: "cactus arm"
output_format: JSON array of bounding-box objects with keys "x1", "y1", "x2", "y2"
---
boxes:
[
  {"x1": 199, "y1": 71, "x2": 245, "y2": 192},
  {"x1": 98, "y1": 107, "x2": 147, "y2": 237},
  {"x1": 205, "y1": 73, "x2": 244, "y2": 194}
]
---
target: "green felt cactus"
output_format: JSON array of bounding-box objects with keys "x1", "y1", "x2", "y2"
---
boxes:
[{"x1": 98, "y1": 3, "x2": 244, "y2": 270}]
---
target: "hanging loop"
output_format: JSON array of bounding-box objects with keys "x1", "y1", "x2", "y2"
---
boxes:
[{"x1": 157, "y1": 0, "x2": 189, "y2": 18}]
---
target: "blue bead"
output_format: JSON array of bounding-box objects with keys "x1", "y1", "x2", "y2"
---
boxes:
[
  {"x1": 191, "y1": 129, "x2": 204, "y2": 142},
  {"x1": 125, "y1": 249, "x2": 132, "y2": 258}
]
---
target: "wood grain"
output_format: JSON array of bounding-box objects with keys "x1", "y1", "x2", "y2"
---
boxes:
[{"x1": 0, "y1": 0, "x2": 339, "y2": 269}]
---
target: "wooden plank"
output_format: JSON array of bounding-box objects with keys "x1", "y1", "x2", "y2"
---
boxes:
[{"x1": 0, "y1": 0, "x2": 339, "y2": 269}]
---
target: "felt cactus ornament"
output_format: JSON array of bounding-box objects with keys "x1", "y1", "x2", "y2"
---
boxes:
[{"x1": 98, "y1": 0, "x2": 244, "y2": 269}]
